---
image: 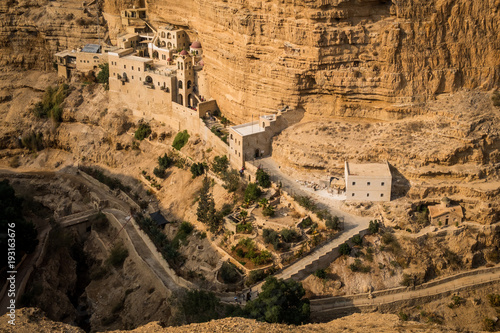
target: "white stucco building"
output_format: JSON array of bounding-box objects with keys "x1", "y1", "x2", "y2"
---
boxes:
[{"x1": 345, "y1": 161, "x2": 392, "y2": 201}]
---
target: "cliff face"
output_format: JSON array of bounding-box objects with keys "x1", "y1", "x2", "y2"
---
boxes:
[
  {"x1": 0, "y1": 0, "x2": 105, "y2": 70},
  {"x1": 126, "y1": 0, "x2": 500, "y2": 121},
  {"x1": 2, "y1": 0, "x2": 499, "y2": 119}
]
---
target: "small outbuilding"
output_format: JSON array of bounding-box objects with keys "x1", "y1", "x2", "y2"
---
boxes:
[
  {"x1": 428, "y1": 197, "x2": 463, "y2": 226},
  {"x1": 150, "y1": 211, "x2": 169, "y2": 227}
]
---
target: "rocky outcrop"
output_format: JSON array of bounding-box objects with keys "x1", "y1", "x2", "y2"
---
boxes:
[
  {"x1": 0, "y1": 0, "x2": 106, "y2": 70},
  {"x1": 3, "y1": 0, "x2": 499, "y2": 120},
  {"x1": 134, "y1": 0, "x2": 500, "y2": 121}
]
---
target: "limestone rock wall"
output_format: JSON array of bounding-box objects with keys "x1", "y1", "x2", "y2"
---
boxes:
[
  {"x1": 2, "y1": 0, "x2": 499, "y2": 120},
  {"x1": 137, "y1": 0, "x2": 500, "y2": 121}
]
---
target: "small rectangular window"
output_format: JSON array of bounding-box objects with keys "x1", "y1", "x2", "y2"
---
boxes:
[
  {"x1": 132, "y1": 66, "x2": 134, "y2": 70},
  {"x1": 380, "y1": 194, "x2": 384, "y2": 197},
  {"x1": 367, "y1": 182, "x2": 371, "y2": 186},
  {"x1": 132, "y1": 76, "x2": 134, "y2": 80},
  {"x1": 367, "y1": 193, "x2": 370, "y2": 197},
  {"x1": 381, "y1": 182, "x2": 385, "y2": 186},
  {"x1": 138, "y1": 68, "x2": 140, "y2": 71},
  {"x1": 352, "y1": 193, "x2": 355, "y2": 196},
  {"x1": 124, "y1": 65, "x2": 126, "y2": 69},
  {"x1": 352, "y1": 182, "x2": 356, "y2": 186}
]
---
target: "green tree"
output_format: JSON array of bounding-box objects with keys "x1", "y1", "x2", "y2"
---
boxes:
[
  {"x1": 197, "y1": 177, "x2": 211, "y2": 224},
  {"x1": 325, "y1": 215, "x2": 340, "y2": 230},
  {"x1": 369, "y1": 220, "x2": 380, "y2": 234},
  {"x1": 197, "y1": 177, "x2": 221, "y2": 233},
  {"x1": 222, "y1": 169, "x2": 240, "y2": 192},
  {"x1": 134, "y1": 123, "x2": 152, "y2": 140},
  {"x1": 244, "y1": 277, "x2": 310, "y2": 324},
  {"x1": 211, "y1": 155, "x2": 229, "y2": 175},
  {"x1": 190, "y1": 162, "x2": 206, "y2": 178},
  {"x1": 339, "y1": 242, "x2": 351, "y2": 256},
  {"x1": 244, "y1": 183, "x2": 262, "y2": 202},
  {"x1": 256, "y1": 169, "x2": 271, "y2": 188},
  {"x1": 352, "y1": 234, "x2": 362, "y2": 246},
  {"x1": 96, "y1": 63, "x2": 109, "y2": 89}
]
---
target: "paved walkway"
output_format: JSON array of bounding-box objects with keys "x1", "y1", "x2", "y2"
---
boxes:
[
  {"x1": 311, "y1": 266, "x2": 500, "y2": 318},
  {"x1": 250, "y1": 157, "x2": 372, "y2": 283},
  {"x1": 102, "y1": 208, "x2": 185, "y2": 293},
  {"x1": 254, "y1": 157, "x2": 373, "y2": 229}
]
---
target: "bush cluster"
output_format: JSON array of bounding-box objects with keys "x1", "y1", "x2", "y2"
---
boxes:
[
  {"x1": 172, "y1": 130, "x2": 190, "y2": 150},
  {"x1": 134, "y1": 123, "x2": 152, "y2": 141},
  {"x1": 31, "y1": 84, "x2": 69, "y2": 123}
]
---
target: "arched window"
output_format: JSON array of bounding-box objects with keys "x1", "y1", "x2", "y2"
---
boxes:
[
  {"x1": 167, "y1": 42, "x2": 172, "y2": 49},
  {"x1": 145, "y1": 76, "x2": 153, "y2": 83},
  {"x1": 161, "y1": 32, "x2": 165, "y2": 38},
  {"x1": 178, "y1": 94, "x2": 183, "y2": 105},
  {"x1": 160, "y1": 41, "x2": 166, "y2": 47},
  {"x1": 187, "y1": 80, "x2": 192, "y2": 89},
  {"x1": 178, "y1": 80, "x2": 183, "y2": 89},
  {"x1": 153, "y1": 51, "x2": 159, "y2": 59},
  {"x1": 167, "y1": 32, "x2": 171, "y2": 39}
]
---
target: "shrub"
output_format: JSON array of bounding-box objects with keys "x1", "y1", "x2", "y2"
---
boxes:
[
  {"x1": 256, "y1": 169, "x2": 271, "y2": 188},
  {"x1": 134, "y1": 123, "x2": 152, "y2": 140},
  {"x1": 325, "y1": 215, "x2": 340, "y2": 230},
  {"x1": 262, "y1": 204, "x2": 275, "y2": 217},
  {"x1": 190, "y1": 162, "x2": 206, "y2": 178},
  {"x1": 106, "y1": 243, "x2": 129, "y2": 268},
  {"x1": 31, "y1": 84, "x2": 69, "y2": 123},
  {"x1": 398, "y1": 312, "x2": 408, "y2": 321},
  {"x1": 222, "y1": 169, "x2": 240, "y2": 192},
  {"x1": 244, "y1": 183, "x2": 262, "y2": 202},
  {"x1": 299, "y1": 216, "x2": 313, "y2": 229},
  {"x1": 263, "y1": 229, "x2": 280, "y2": 245},
  {"x1": 172, "y1": 130, "x2": 190, "y2": 150},
  {"x1": 280, "y1": 228, "x2": 299, "y2": 243},
  {"x1": 400, "y1": 273, "x2": 412, "y2": 287},
  {"x1": 96, "y1": 63, "x2": 109, "y2": 89},
  {"x1": 487, "y1": 293, "x2": 500, "y2": 307},
  {"x1": 21, "y1": 131, "x2": 44, "y2": 152},
  {"x1": 349, "y1": 259, "x2": 371, "y2": 273},
  {"x1": 369, "y1": 220, "x2": 380, "y2": 234},
  {"x1": 220, "y1": 203, "x2": 233, "y2": 216},
  {"x1": 172, "y1": 222, "x2": 194, "y2": 248},
  {"x1": 244, "y1": 277, "x2": 310, "y2": 324},
  {"x1": 153, "y1": 166, "x2": 166, "y2": 178},
  {"x1": 211, "y1": 155, "x2": 229, "y2": 175},
  {"x1": 483, "y1": 317, "x2": 496, "y2": 332},
  {"x1": 220, "y1": 261, "x2": 240, "y2": 284},
  {"x1": 352, "y1": 234, "x2": 362, "y2": 246},
  {"x1": 339, "y1": 242, "x2": 351, "y2": 256},
  {"x1": 236, "y1": 223, "x2": 253, "y2": 234},
  {"x1": 246, "y1": 269, "x2": 269, "y2": 286},
  {"x1": 492, "y1": 91, "x2": 500, "y2": 107},
  {"x1": 314, "y1": 268, "x2": 327, "y2": 279},
  {"x1": 251, "y1": 250, "x2": 272, "y2": 265},
  {"x1": 158, "y1": 153, "x2": 175, "y2": 169},
  {"x1": 294, "y1": 195, "x2": 317, "y2": 211}
]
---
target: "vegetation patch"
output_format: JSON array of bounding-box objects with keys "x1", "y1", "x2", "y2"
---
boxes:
[
  {"x1": 219, "y1": 261, "x2": 241, "y2": 284},
  {"x1": 172, "y1": 130, "x2": 190, "y2": 150},
  {"x1": 172, "y1": 222, "x2": 194, "y2": 248},
  {"x1": 134, "y1": 123, "x2": 152, "y2": 141},
  {"x1": 256, "y1": 169, "x2": 271, "y2": 188},
  {"x1": 31, "y1": 84, "x2": 69, "y2": 123},
  {"x1": 233, "y1": 238, "x2": 273, "y2": 266},
  {"x1": 79, "y1": 166, "x2": 132, "y2": 193},
  {"x1": 21, "y1": 131, "x2": 44, "y2": 152},
  {"x1": 106, "y1": 242, "x2": 129, "y2": 268},
  {"x1": 136, "y1": 214, "x2": 182, "y2": 267},
  {"x1": 348, "y1": 259, "x2": 371, "y2": 273},
  {"x1": 211, "y1": 155, "x2": 229, "y2": 175}
]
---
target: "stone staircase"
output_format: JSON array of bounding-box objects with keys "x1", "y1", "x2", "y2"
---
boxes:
[{"x1": 276, "y1": 224, "x2": 369, "y2": 282}]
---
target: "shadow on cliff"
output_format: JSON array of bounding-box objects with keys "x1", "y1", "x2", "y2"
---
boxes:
[{"x1": 389, "y1": 163, "x2": 410, "y2": 200}]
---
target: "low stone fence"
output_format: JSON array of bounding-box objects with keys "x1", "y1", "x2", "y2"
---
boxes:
[{"x1": 311, "y1": 265, "x2": 500, "y2": 306}]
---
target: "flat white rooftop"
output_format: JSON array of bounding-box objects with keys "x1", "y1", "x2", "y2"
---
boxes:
[
  {"x1": 122, "y1": 55, "x2": 153, "y2": 62},
  {"x1": 345, "y1": 161, "x2": 391, "y2": 178},
  {"x1": 231, "y1": 122, "x2": 265, "y2": 136}
]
